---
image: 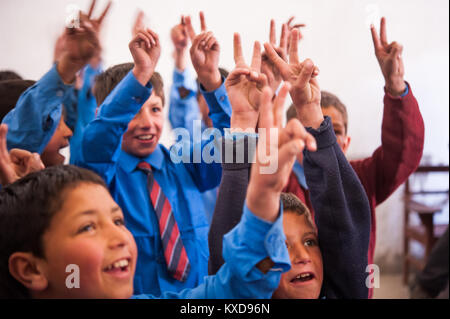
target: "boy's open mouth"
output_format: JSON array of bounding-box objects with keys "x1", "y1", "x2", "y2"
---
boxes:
[
  {"x1": 290, "y1": 272, "x2": 315, "y2": 284},
  {"x1": 136, "y1": 134, "x2": 156, "y2": 144},
  {"x1": 103, "y1": 258, "x2": 131, "y2": 276}
]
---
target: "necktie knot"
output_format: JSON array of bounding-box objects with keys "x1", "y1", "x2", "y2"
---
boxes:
[{"x1": 137, "y1": 161, "x2": 152, "y2": 172}]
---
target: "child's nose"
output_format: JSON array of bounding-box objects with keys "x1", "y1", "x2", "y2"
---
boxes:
[
  {"x1": 106, "y1": 225, "x2": 130, "y2": 249},
  {"x1": 291, "y1": 243, "x2": 311, "y2": 265},
  {"x1": 61, "y1": 120, "x2": 73, "y2": 138},
  {"x1": 137, "y1": 108, "x2": 154, "y2": 129}
]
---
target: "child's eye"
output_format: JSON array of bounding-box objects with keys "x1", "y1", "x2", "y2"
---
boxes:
[
  {"x1": 152, "y1": 107, "x2": 161, "y2": 113},
  {"x1": 114, "y1": 217, "x2": 125, "y2": 226},
  {"x1": 285, "y1": 241, "x2": 290, "y2": 249},
  {"x1": 78, "y1": 223, "x2": 95, "y2": 234},
  {"x1": 304, "y1": 239, "x2": 318, "y2": 247}
]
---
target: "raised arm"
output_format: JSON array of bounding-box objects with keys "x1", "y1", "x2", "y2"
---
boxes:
[
  {"x1": 79, "y1": 27, "x2": 160, "y2": 182},
  {"x1": 352, "y1": 17, "x2": 424, "y2": 204}
]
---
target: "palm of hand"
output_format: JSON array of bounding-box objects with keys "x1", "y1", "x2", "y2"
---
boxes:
[
  {"x1": 131, "y1": 41, "x2": 159, "y2": 70},
  {"x1": 288, "y1": 64, "x2": 320, "y2": 106},
  {"x1": 192, "y1": 47, "x2": 219, "y2": 74}
]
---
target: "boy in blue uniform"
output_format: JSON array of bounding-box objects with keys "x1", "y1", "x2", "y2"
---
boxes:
[
  {"x1": 0, "y1": 86, "x2": 319, "y2": 298},
  {"x1": 1, "y1": 1, "x2": 110, "y2": 168},
  {"x1": 76, "y1": 23, "x2": 232, "y2": 295}
]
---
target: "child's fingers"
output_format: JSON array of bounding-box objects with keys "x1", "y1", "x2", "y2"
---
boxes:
[
  {"x1": 263, "y1": 42, "x2": 290, "y2": 79},
  {"x1": 87, "y1": 0, "x2": 96, "y2": 19},
  {"x1": 199, "y1": 11, "x2": 207, "y2": 32},
  {"x1": 259, "y1": 86, "x2": 275, "y2": 131},
  {"x1": 250, "y1": 41, "x2": 262, "y2": 72},
  {"x1": 289, "y1": 29, "x2": 300, "y2": 64},
  {"x1": 184, "y1": 16, "x2": 196, "y2": 40},
  {"x1": 270, "y1": 19, "x2": 276, "y2": 45},
  {"x1": 233, "y1": 33, "x2": 246, "y2": 66},
  {"x1": 225, "y1": 68, "x2": 251, "y2": 86},
  {"x1": 295, "y1": 58, "x2": 315, "y2": 87},
  {"x1": 380, "y1": 17, "x2": 388, "y2": 47},
  {"x1": 97, "y1": 0, "x2": 112, "y2": 24},
  {"x1": 205, "y1": 34, "x2": 218, "y2": 50},
  {"x1": 273, "y1": 82, "x2": 291, "y2": 129},
  {"x1": 279, "y1": 23, "x2": 288, "y2": 51}
]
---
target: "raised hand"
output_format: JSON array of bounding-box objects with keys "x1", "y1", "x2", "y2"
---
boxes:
[
  {"x1": 129, "y1": 28, "x2": 161, "y2": 86},
  {"x1": 286, "y1": 16, "x2": 306, "y2": 44},
  {"x1": 261, "y1": 20, "x2": 289, "y2": 92},
  {"x1": 0, "y1": 124, "x2": 44, "y2": 186},
  {"x1": 264, "y1": 29, "x2": 322, "y2": 129},
  {"x1": 171, "y1": 16, "x2": 189, "y2": 71},
  {"x1": 371, "y1": 17, "x2": 406, "y2": 96},
  {"x1": 132, "y1": 10, "x2": 146, "y2": 37},
  {"x1": 226, "y1": 33, "x2": 268, "y2": 132},
  {"x1": 245, "y1": 83, "x2": 316, "y2": 222},
  {"x1": 57, "y1": 0, "x2": 111, "y2": 83},
  {"x1": 185, "y1": 12, "x2": 222, "y2": 91}
]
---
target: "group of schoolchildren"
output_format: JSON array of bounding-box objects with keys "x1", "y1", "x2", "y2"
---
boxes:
[{"x1": 0, "y1": 0, "x2": 424, "y2": 299}]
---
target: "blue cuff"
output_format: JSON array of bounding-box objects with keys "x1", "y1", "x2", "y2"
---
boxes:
[
  {"x1": 98, "y1": 71, "x2": 153, "y2": 118},
  {"x1": 173, "y1": 68, "x2": 198, "y2": 94},
  {"x1": 400, "y1": 82, "x2": 409, "y2": 97},
  {"x1": 223, "y1": 200, "x2": 290, "y2": 276},
  {"x1": 200, "y1": 77, "x2": 232, "y2": 118}
]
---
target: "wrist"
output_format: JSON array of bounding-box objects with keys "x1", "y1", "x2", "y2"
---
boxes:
[
  {"x1": 385, "y1": 78, "x2": 407, "y2": 96},
  {"x1": 246, "y1": 184, "x2": 280, "y2": 223},
  {"x1": 295, "y1": 103, "x2": 323, "y2": 129},
  {"x1": 198, "y1": 69, "x2": 222, "y2": 92},
  {"x1": 230, "y1": 116, "x2": 257, "y2": 133},
  {"x1": 174, "y1": 48, "x2": 188, "y2": 71},
  {"x1": 57, "y1": 54, "x2": 84, "y2": 84},
  {"x1": 132, "y1": 66, "x2": 153, "y2": 86}
]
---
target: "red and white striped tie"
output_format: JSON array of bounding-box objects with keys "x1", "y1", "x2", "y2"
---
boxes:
[{"x1": 137, "y1": 162, "x2": 190, "y2": 282}]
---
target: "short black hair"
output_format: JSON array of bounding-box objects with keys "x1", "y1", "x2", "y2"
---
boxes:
[
  {"x1": 94, "y1": 63, "x2": 165, "y2": 106},
  {"x1": 0, "y1": 79, "x2": 36, "y2": 122},
  {"x1": 0, "y1": 165, "x2": 106, "y2": 298},
  {"x1": 0, "y1": 70, "x2": 22, "y2": 82}
]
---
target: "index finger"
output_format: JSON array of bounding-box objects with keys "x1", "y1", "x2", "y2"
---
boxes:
[
  {"x1": 97, "y1": 0, "x2": 112, "y2": 24},
  {"x1": 185, "y1": 16, "x2": 196, "y2": 40},
  {"x1": 380, "y1": 17, "x2": 388, "y2": 47},
  {"x1": 370, "y1": 23, "x2": 382, "y2": 50},
  {"x1": 263, "y1": 42, "x2": 290, "y2": 78},
  {"x1": 270, "y1": 19, "x2": 276, "y2": 45},
  {"x1": 233, "y1": 33, "x2": 246, "y2": 66},
  {"x1": 199, "y1": 11, "x2": 207, "y2": 32},
  {"x1": 288, "y1": 29, "x2": 300, "y2": 64}
]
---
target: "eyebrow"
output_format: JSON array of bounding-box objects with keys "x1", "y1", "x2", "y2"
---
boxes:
[
  {"x1": 303, "y1": 231, "x2": 318, "y2": 238},
  {"x1": 77, "y1": 206, "x2": 121, "y2": 216}
]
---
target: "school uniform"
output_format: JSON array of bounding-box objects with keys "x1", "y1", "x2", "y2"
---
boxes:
[
  {"x1": 77, "y1": 70, "x2": 231, "y2": 296},
  {"x1": 208, "y1": 117, "x2": 372, "y2": 298},
  {"x1": 283, "y1": 83, "x2": 425, "y2": 297},
  {"x1": 69, "y1": 64, "x2": 102, "y2": 164},
  {"x1": 134, "y1": 203, "x2": 291, "y2": 298},
  {"x1": 2, "y1": 64, "x2": 71, "y2": 154},
  {"x1": 168, "y1": 67, "x2": 221, "y2": 224}
]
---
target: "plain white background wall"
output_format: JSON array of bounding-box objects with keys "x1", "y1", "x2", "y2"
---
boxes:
[{"x1": 1, "y1": 0, "x2": 449, "y2": 272}]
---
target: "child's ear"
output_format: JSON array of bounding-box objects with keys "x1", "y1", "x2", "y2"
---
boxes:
[
  {"x1": 8, "y1": 252, "x2": 48, "y2": 292},
  {"x1": 342, "y1": 135, "x2": 351, "y2": 154}
]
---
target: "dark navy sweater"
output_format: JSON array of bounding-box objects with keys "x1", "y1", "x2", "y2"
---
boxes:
[{"x1": 208, "y1": 117, "x2": 371, "y2": 298}]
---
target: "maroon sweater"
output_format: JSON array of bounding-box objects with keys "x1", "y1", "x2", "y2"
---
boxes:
[{"x1": 283, "y1": 84, "x2": 424, "y2": 297}]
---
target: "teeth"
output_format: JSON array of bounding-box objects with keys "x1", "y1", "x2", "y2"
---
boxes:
[
  {"x1": 105, "y1": 259, "x2": 129, "y2": 271},
  {"x1": 138, "y1": 135, "x2": 154, "y2": 140},
  {"x1": 296, "y1": 273, "x2": 311, "y2": 279}
]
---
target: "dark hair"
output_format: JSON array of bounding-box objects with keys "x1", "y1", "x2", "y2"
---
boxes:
[
  {"x1": 280, "y1": 192, "x2": 315, "y2": 230},
  {"x1": 320, "y1": 91, "x2": 348, "y2": 134},
  {"x1": 286, "y1": 104, "x2": 298, "y2": 122},
  {"x1": 0, "y1": 79, "x2": 36, "y2": 122},
  {"x1": 0, "y1": 165, "x2": 106, "y2": 298},
  {"x1": 94, "y1": 63, "x2": 165, "y2": 106},
  {"x1": 196, "y1": 67, "x2": 229, "y2": 96},
  {"x1": 0, "y1": 70, "x2": 23, "y2": 82}
]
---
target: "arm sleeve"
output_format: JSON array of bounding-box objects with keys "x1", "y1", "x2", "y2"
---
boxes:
[
  {"x1": 134, "y1": 203, "x2": 290, "y2": 299},
  {"x1": 168, "y1": 68, "x2": 200, "y2": 136},
  {"x1": 351, "y1": 82, "x2": 425, "y2": 205},
  {"x1": 208, "y1": 134, "x2": 257, "y2": 275},
  {"x1": 77, "y1": 71, "x2": 152, "y2": 184},
  {"x1": 179, "y1": 79, "x2": 232, "y2": 192},
  {"x1": 303, "y1": 116, "x2": 371, "y2": 299},
  {"x1": 1, "y1": 64, "x2": 72, "y2": 154}
]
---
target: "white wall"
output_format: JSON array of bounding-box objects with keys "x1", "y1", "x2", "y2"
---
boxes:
[{"x1": 1, "y1": 0, "x2": 449, "y2": 272}]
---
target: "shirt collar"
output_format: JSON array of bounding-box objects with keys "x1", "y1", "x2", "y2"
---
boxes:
[
  {"x1": 119, "y1": 144, "x2": 165, "y2": 173},
  {"x1": 292, "y1": 160, "x2": 308, "y2": 190}
]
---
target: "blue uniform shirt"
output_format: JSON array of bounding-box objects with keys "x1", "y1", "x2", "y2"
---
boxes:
[
  {"x1": 78, "y1": 70, "x2": 231, "y2": 296},
  {"x1": 133, "y1": 202, "x2": 290, "y2": 299}
]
